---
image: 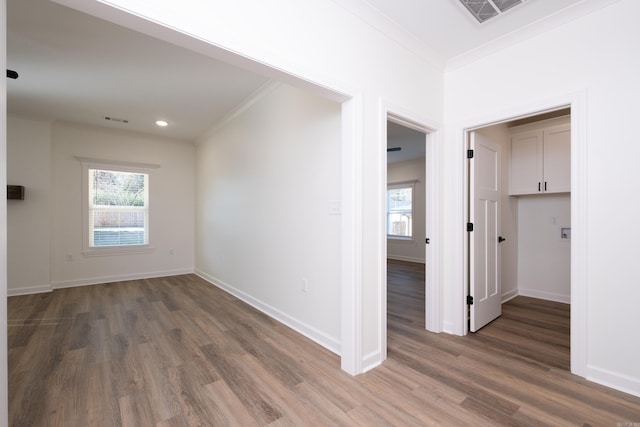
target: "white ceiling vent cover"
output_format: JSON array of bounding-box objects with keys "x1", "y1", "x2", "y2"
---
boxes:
[{"x1": 459, "y1": 0, "x2": 526, "y2": 23}]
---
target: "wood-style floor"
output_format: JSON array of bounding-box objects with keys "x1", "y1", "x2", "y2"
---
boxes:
[{"x1": 8, "y1": 264, "x2": 640, "y2": 426}]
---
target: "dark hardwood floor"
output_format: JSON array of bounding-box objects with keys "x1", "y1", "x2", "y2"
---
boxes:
[{"x1": 7, "y1": 266, "x2": 640, "y2": 426}]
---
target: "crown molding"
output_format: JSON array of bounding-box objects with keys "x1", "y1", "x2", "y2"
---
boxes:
[
  {"x1": 195, "y1": 81, "x2": 281, "y2": 143},
  {"x1": 445, "y1": 0, "x2": 623, "y2": 71},
  {"x1": 329, "y1": 0, "x2": 446, "y2": 71}
]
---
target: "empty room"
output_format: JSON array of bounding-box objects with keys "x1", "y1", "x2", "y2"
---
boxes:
[{"x1": 3, "y1": 0, "x2": 640, "y2": 425}]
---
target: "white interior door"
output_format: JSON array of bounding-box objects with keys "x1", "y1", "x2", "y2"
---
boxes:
[{"x1": 469, "y1": 131, "x2": 502, "y2": 332}]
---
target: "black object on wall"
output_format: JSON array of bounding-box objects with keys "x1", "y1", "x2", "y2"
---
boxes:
[{"x1": 7, "y1": 185, "x2": 25, "y2": 200}]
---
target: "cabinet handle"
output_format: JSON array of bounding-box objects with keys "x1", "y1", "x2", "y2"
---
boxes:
[
  {"x1": 545, "y1": 181, "x2": 547, "y2": 191},
  {"x1": 538, "y1": 182, "x2": 541, "y2": 192}
]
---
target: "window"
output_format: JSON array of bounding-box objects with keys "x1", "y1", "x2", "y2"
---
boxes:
[
  {"x1": 78, "y1": 157, "x2": 158, "y2": 255},
  {"x1": 387, "y1": 184, "x2": 413, "y2": 238},
  {"x1": 88, "y1": 168, "x2": 148, "y2": 247}
]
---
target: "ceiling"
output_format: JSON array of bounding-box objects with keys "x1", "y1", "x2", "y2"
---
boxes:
[
  {"x1": 7, "y1": 0, "x2": 608, "y2": 142},
  {"x1": 358, "y1": 0, "x2": 606, "y2": 62},
  {"x1": 387, "y1": 122, "x2": 425, "y2": 164},
  {"x1": 7, "y1": 0, "x2": 270, "y2": 141}
]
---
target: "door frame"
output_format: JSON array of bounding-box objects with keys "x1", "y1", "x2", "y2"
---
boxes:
[
  {"x1": 380, "y1": 100, "x2": 442, "y2": 362},
  {"x1": 457, "y1": 92, "x2": 587, "y2": 377}
]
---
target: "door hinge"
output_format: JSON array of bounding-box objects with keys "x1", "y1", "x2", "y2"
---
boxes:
[
  {"x1": 425, "y1": 238, "x2": 430, "y2": 244},
  {"x1": 467, "y1": 295, "x2": 474, "y2": 305},
  {"x1": 467, "y1": 222, "x2": 474, "y2": 232},
  {"x1": 467, "y1": 149, "x2": 474, "y2": 159}
]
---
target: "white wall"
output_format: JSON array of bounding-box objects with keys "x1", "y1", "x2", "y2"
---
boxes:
[
  {"x1": 64, "y1": 0, "x2": 446, "y2": 372},
  {"x1": 387, "y1": 157, "x2": 426, "y2": 263},
  {"x1": 50, "y1": 121, "x2": 195, "y2": 287},
  {"x1": 517, "y1": 194, "x2": 571, "y2": 302},
  {"x1": 195, "y1": 84, "x2": 342, "y2": 353},
  {"x1": 7, "y1": 116, "x2": 52, "y2": 295},
  {"x1": 444, "y1": 0, "x2": 640, "y2": 396}
]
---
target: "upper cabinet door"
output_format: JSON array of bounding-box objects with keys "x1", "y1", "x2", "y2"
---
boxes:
[
  {"x1": 509, "y1": 130, "x2": 543, "y2": 195},
  {"x1": 543, "y1": 124, "x2": 571, "y2": 193},
  {"x1": 509, "y1": 122, "x2": 571, "y2": 195}
]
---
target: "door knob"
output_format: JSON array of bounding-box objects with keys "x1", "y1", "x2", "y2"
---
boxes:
[{"x1": 498, "y1": 236, "x2": 506, "y2": 243}]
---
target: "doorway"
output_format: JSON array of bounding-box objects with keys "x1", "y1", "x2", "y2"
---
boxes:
[
  {"x1": 381, "y1": 110, "x2": 440, "y2": 362},
  {"x1": 466, "y1": 108, "x2": 572, "y2": 368},
  {"x1": 386, "y1": 121, "x2": 427, "y2": 339}
]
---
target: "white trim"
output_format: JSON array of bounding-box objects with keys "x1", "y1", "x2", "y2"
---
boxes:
[
  {"x1": 386, "y1": 235, "x2": 414, "y2": 243},
  {"x1": 7, "y1": 284, "x2": 53, "y2": 297},
  {"x1": 569, "y1": 91, "x2": 588, "y2": 378},
  {"x1": 454, "y1": 91, "x2": 588, "y2": 379},
  {"x1": 362, "y1": 351, "x2": 383, "y2": 373},
  {"x1": 0, "y1": 1, "x2": 7, "y2": 422},
  {"x1": 340, "y1": 95, "x2": 364, "y2": 374},
  {"x1": 586, "y1": 365, "x2": 640, "y2": 399},
  {"x1": 387, "y1": 179, "x2": 418, "y2": 186},
  {"x1": 518, "y1": 289, "x2": 570, "y2": 304},
  {"x1": 195, "y1": 270, "x2": 341, "y2": 356},
  {"x1": 74, "y1": 156, "x2": 160, "y2": 170},
  {"x1": 51, "y1": 268, "x2": 193, "y2": 289},
  {"x1": 381, "y1": 99, "x2": 443, "y2": 370},
  {"x1": 196, "y1": 81, "x2": 281, "y2": 142},
  {"x1": 82, "y1": 246, "x2": 155, "y2": 257},
  {"x1": 501, "y1": 288, "x2": 519, "y2": 303},
  {"x1": 329, "y1": 0, "x2": 446, "y2": 70},
  {"x1": 443, "y1": 320, "x2": 456, "y2": 334}
]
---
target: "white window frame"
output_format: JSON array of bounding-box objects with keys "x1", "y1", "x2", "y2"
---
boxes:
[
  {"x1": 386, "y1": 181, "x2": 415, "y2": 241},
  {"x1": 77, "y1": 157, "x2": 159, "y2": 257}
]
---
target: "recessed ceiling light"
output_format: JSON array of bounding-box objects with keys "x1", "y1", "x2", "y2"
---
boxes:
[{"x1": 155, "y1": 120, "x2": 168, "y2": 127}]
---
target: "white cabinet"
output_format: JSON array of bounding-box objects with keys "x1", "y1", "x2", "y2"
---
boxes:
[{"x1": 509, "y1": 123, "x2": 570, "y2": 195}]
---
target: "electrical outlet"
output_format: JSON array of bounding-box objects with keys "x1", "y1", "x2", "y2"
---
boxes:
[
  {"x1": 66, "y1": 253, "x2": 73, "y2": 262},
  {"x1": 301, "y1": 278, "x2": 308, "y2": 292},
  {"x1": 328, "y1": 200, "x2": 341, "y2": 215}
]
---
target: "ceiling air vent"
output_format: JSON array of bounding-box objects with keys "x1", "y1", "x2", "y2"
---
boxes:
[{"x1": 458, "y1": 0, "x2": 526, "y2": 23}]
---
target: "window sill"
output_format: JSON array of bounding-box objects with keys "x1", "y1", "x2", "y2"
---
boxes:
[
  {"x1": 387, "y1": 236, "x2": 414, "y2": 242},
  {"x1": 82, "y1": 245, "x2": 155, "y2": 257}
]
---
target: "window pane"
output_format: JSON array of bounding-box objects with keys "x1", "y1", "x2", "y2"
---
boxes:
[
  {"x1": 91, "y1": 210, "x2": 147, "y2": 246},
  {"x1": 387, "y1": 213, "x2": 412, "y2": 237},
  {"x1": 89, "y1": 168, "x2": 148, "y2": 247},
  {"x1": 388, "y1": 188, "x2": 412, "y2": 212},
  {"x1": 90, "y1": 169, "x2": 146, "y2": 207},
  {"x1": 387, "y1": 186, "x2": 413, "y2": 237}
]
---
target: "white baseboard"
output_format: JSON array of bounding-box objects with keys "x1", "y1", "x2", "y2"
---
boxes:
[
  {"x1": 586, "y1": 365, "x2": 640, "y2": 398},
  {"x1": 386, "y1": 255, "x2": 425, "y2": 264},
  {"x1": 194, "y1": 269, "x2": 341, "y2": 356},
  {"x1": 51, "y1": 268, "x2": 194, "y2": 290},
  {"x1": 8, "y1": 284, "x2": 53, "y2": 297},
  {"x1": 518, "y1": 288, "x2": 570, "y2": 304},
  {"x1": 501, "y1": 288, "x2": 519, "y2": 303},
  {"x1": 362, "y1": 351, "x2": 382, "y2": 373},
  {"x1": 442, "y1": 320, "x2": 459, "y2": 335}
]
